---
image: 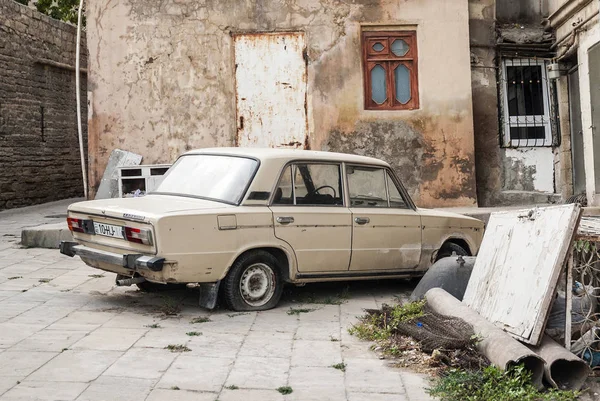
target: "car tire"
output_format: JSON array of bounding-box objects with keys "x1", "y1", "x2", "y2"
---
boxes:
[
  {"x1": 221, "y1": 250, "x2": 283, "y2": 311},
  {"x1": 136, "y1": 281, "x2": 186, "y2": 292},
  {"x1": 435, "y1": 242, "x2": 469, "y2": 262}
]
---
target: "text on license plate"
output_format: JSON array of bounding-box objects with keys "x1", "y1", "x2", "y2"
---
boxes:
[{"x1": 93, "y1": 222, "x2": 124, "y2": 239}]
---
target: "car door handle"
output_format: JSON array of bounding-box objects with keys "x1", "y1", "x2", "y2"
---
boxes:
[
  {"x1": 354, "y1": 217, "x2": 370, "y2": 225},
  {"x1": 276, "y1": 216, "x2": 294, "y2": 225}
]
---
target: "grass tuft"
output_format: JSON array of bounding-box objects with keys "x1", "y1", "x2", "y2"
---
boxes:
[
  {"x1": 276, "y1": 386, "x2": 293, "y2": 395},
  {"x1": 331, "y1": 362, "x2": 346, "y2": 372},
  {"x1": 427, "y1": 365, "x2": 579, "y2": 401},
  {"x1": 225, "y1": 385, "x2": 239, "y2": 390},
  {"x1": 88, "y1": 274, "x2": 104, "y2": 278},
  {"x1": 38, "y1": 278, "x2": 51, "y2": 283},
  {"x1": 8, "y1": 276, "x2": 22, "y2": 280},
  {"x1": 186, "y1": 331, "x2": 202, "y2": 336},
  {"x1": 170, "y1": 386, "x2": 180, "y2": 390},
  {"x1": 190, "y1": 316, "x2": 211, "y2": 324},
  {"x1": 287, "y1": 307, "x2": 316, "y2": 316},
  {"x1": 164, "y1": 344, "x2": 191, "y2": 353},
  {"x1": 146, "y1": 323, "x2": 161, "y2": 329}
]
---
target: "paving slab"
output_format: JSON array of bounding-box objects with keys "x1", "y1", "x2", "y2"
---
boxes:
[
  {"x1": 145, "y1": 389, "x2": 215, "y2": 401},
  {"x1": 225, "y1": 356, "x2": 289, "y2": 390},
  {"x1": 157, "y1": 355, "x2": 233, "y2": 392},
  {"x1": 26, "y1": 350, "x2": 123, "y2": 382},
  {"x1": 0, "y1": 381, "x2": 88, "y2": 401},
  {"x1": 102, "y1": 347, "x2": 176, "y2": 379},
  {"x1": 75, "y1": 377, "x2": 154, "y2": 401},
  {"x1": 0, "y1": 351, "x2": 57, "y2": 377}
]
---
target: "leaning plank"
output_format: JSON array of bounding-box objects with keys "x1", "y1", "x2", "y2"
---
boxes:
[{"x1": 463, "y1": 204, "x2": 581, "y2": 345}]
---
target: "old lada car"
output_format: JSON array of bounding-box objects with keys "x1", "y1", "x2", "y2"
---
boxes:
[{"x1": 60, "y1": 148, "x2": 484, "y2": 311}]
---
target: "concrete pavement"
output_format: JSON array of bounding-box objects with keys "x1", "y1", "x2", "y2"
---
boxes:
[{"x1": 0, "y1": 200, "x2": 435, "y2": 401}]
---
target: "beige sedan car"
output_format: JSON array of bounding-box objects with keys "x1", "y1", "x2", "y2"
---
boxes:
[{"x1": 60, "y1": 148, "x2": 484, "y2": 311}]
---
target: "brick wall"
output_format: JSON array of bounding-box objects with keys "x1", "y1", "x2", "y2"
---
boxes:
[{"x1": 0, "y1": 0, "x2": 87, "y2": 210}]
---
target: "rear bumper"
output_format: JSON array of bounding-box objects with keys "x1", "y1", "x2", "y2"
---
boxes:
[{"x1": 60, "y1": 241, "x2": 165, "y2": 272}]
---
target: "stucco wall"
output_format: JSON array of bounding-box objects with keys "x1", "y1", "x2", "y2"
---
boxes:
[
  {"x1": 87, "y1": 0, "x2": 477, "y2": 208},
  {"x1": 0, "y1": 0, "x2": 87, "y2": 210}
]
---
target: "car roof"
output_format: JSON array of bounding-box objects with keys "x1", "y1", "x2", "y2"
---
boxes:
[{"x1": 183, "y1": 147, "x2": 390, "y2": 166}]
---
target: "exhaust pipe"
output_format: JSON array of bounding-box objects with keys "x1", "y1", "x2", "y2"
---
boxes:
[{"x1": 116, "y1": 277, "x2": 146, "y2": 286}]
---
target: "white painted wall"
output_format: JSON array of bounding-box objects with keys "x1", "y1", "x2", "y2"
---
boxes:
[{"x1": 505, "y1": 147, "x2": 555, "y2": 193}]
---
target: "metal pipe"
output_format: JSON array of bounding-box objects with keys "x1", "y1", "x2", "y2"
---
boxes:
[
  {"x1": 425, "y1": 288, "x2": 546, "y2": 390},
  {"x1": 75, "y1": 0, "x2": 88, "y2": 199},
  {"x1": 551, "y1": 10, "x2": 599, "y2": 50},
  {"x1": 116, "y1": 277, "x2": 146, "y2": 286}
]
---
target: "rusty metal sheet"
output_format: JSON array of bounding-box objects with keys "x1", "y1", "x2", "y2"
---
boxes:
[{"x1": 234, "y1": 32, "x2": 308, "y2": 149}]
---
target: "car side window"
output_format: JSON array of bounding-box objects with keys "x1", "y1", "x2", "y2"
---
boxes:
[
  {"x1": 347, "y1": 166, "x2": 388, "y2": 208},
  {"x1": 386, "y1": 171, "x2": 409, "y2": 208},
  {"x1": 272, "y1": 163, "x2": 343, "y2": 206},
  {"x1": 272, "y1": 166, "x2": 294, "y2": 205}
]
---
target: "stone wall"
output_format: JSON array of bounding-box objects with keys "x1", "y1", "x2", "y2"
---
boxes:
[{"x1": 0, "y1": 0, "x2": 87, "y2": 210}]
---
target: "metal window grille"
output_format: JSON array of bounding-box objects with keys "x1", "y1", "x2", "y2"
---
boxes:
[
  {"x1": 566, "y1": 217, "x2": 600, "y2": 373},
  {"x1": 499, "y1": 58, "x2": 553, "y2": 147}
]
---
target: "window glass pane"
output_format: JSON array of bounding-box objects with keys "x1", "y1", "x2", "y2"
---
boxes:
[
  {"x1": 394, "y1": 64, "x2": 411, "y2": 104},
  {"x1": 386, "y1": 173, "x2": 408, "y2": 208},
  {"x1": 371, "y1": 65, "x2": 387, "y2": 105},
  {"x1": 506, "y1": 65, "x2": 545, "y2": 116},
  {"x1": 372, "y1": 42, "x2": 385, "y2": 52},
  {"x1": 293, "y1": 164, "x2": 342, "y2": 206},
  {"x1": 509, "y1": 127, "x2": 546, "y2": 141},
  {"x1": 391, "y1": 39, "x2": 409, "y2": 56},
  {"x1": 272, "y1": 166, "x2": 293, "y2": 205},
  {"x1": 347, "y1": 166, "x2": 387, "y2": 208},
  {"x1": 156, "y1": 155, "x2": 257, "y2": 204}
]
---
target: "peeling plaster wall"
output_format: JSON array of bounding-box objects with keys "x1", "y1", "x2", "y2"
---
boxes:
[
  {"x1": 503, "y1": 148, "x2": 555, "y2": 192},
  {"x1": 87, "y1": 0, "x2": 477, "y2": 207}
]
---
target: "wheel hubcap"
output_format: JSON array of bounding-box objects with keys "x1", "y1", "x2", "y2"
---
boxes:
[{"x1": 239, "y1": 263, "x2": 276, "y2": 307}]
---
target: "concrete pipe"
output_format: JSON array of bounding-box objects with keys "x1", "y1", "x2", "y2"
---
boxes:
[
  {"x1": 527, "y1": 335, "x2": 590, "y2": 391},
  {"x1": 425, "y1": 288, "x2": 546, "y2": 390}
]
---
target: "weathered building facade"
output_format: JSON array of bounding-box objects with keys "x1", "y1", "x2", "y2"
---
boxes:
[
  {"x1": 87, "y1": 0, "x2": 477, "y2": 208},
  {"x1": 0, "y1": 0, "x2": 88, "y2": 210},
  {"x1": 547, "y1": 0, "x2": 600, "y2": 205},
  {"x1": 86, "y1": 0, "x2": 600, "y2": 208}
]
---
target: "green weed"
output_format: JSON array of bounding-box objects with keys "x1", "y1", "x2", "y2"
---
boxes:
[
  {"x1": 164, "y1": 344, "x2": 191, "y2": 353},
  {"x1": 287, "y1": 307, "x2": 316, "y2": 316},
  {"x1": 186, "y1": 331, "x2": 202, "y2": 336},
  {"x1": 427, "y1": 365, "x2": 579, "y2": 401},
  {"x1": 276, "y1": 386, "x2": 293, "y2": 395},
  {"x1": 331, "y1": 362, "x2": 346, "y2": 372},
  {"x1": 190, "y1": 316, "x2": 211, "y2": 324}
]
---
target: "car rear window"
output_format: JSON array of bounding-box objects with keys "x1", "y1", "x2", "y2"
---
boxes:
[{"x1": 153, "y1": 154, "x2": 258, "y2": 204}]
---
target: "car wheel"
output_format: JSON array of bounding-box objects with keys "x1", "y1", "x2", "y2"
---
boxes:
[
  {"x1": 222, "y1": 250, "x2": 283, "y2": 311},
  {"x1": 435, "y1": 242, "x2": 469, "y2": 262}
]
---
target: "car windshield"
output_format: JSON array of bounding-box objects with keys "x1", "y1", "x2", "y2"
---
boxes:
[{"x1": 153, "y1": 154, "x2": 259, "y2": 204}]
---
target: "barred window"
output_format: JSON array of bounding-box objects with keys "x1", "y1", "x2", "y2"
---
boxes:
[{"x1": 500, "y1": 58, "x2": 552, "y2": 147}]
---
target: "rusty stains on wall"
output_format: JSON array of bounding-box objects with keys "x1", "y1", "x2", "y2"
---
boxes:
[{"x1": 87, "y1": 0, "x2": 477, "y2": 207}]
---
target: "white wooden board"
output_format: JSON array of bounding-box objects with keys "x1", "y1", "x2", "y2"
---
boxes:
[{"x1": 463, "y1": 204, "x2": 581, "y2": 345}]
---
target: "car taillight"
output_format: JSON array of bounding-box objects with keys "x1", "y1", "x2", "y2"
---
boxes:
[
  {"x1": 67, "y1": 218, "x2": 85, "y2": 233},
  {"x1": 124, "y1": 227, "x2": 153, "y2": 245}
]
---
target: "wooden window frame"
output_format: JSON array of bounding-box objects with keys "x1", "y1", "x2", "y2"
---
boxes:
[{"x1": 362, "y1": 30, "x2": 419, "y2": 110}]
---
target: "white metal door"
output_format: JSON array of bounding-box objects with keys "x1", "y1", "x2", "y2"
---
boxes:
[{"x1": 234, "y1": 33, "x2": 307, "y2": 149}]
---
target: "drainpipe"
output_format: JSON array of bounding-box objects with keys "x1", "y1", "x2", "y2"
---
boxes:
[{"x1": 75, "y1": 0, "x2": 88, "y2": 199}]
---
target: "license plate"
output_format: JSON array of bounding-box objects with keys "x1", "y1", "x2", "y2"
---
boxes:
[{"x1": 93, "y1": 222, "x2": 124, "y2": 239}]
